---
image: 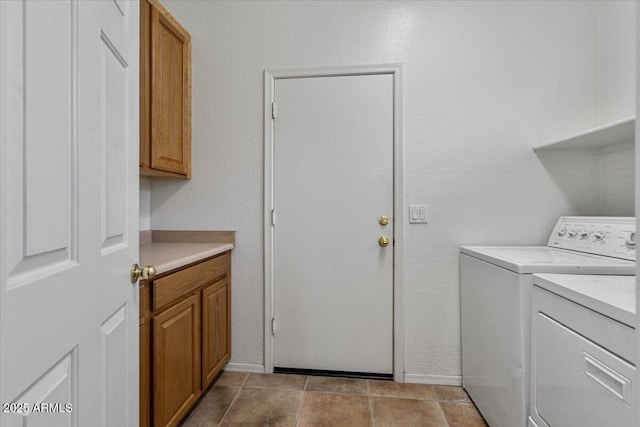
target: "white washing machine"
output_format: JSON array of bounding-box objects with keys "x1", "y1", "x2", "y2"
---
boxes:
[
  {"x1": 460, "y1": 217, "x2": 635, "y2": 427},
  {"x1": 529, "y1": 274, "x2": 636, "y2": 427}
]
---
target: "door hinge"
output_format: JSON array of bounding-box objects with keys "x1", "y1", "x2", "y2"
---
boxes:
[
  {"x1": 271, "y1": 318, "x2": 276, "y2": 335},
  {"x1": 271, "y1": 102, "x2": 276, "y2": 119},
  {"x1": 271, "y1": 209, "x2": 277, "y2": 226}
]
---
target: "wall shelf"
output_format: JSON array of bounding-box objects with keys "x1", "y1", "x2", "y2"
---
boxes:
[{"x1": 533, "y1": 117, "x2": 635, "y2": 153}]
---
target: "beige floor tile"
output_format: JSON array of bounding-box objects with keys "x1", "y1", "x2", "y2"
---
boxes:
[
  {"x1": 440, "y1": 401, "x2": 488, "y2": 427},
  {"x1": 368, "y1": 380, "x2": 438, "y2": 400},
  {"x1": 214, "y1": 371, "x2": 249, "y2": 387},
  {"x1": 219, "y1": 388, "x2": 302, "y2": 426},
  {"x1": 433, "y1": 386, "x2": 470, "y2": 402},
  {"x1": 371, "y1": 396, "x2": 448, "y2": 427},
  {"x1": 182, "y1": 386, "x2": 238, "y2": 427},
  {"x1": 305, "y1": 376, "x2": 369, "y2": 395},
  {"x1": 244, "y1": 373, "x2": 307, "y2": 390},
  {"x1": 297, "y1": 392, "x2": 371, "y2": 427}
]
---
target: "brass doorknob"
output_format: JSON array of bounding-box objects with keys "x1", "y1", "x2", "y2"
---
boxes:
[
  {"x1": 378, "y1": 215, "x2": 389, "y2": 226},
  {"x1": 130, "y1": 263, "x2": 156, "y2": 283},
  {"x1": 378, "y1": 236, "x2": 390, "y2": 247}
]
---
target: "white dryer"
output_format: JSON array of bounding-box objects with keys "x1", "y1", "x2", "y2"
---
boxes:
[
  {"x1": 529, "y1": 274, "x2": 636, "y2": 427},
  {"x1": 460, "y1": 217, "x2": 635, "y2": 427}
]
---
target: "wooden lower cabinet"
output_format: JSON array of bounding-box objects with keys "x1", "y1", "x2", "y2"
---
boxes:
[
  {"x1": 153, "y1": 293, "x2": 201, "y2": 427},
  {"x1": 139, "y1": 251, "x2": 231, "y2": 427},
  {"x1": 202, "y1": 278, "x2": 231, "y2": 389},
  {"x1": 140, "y1": 315, "x2": 151, "y2": 427}
]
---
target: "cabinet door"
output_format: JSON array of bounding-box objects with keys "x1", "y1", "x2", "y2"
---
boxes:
[
  {"x1": 139, "y1": 316, "x2": 150, "y2": 427},
  {"x1": 149, "y1": 1, "x2": 191, "y2": 177},
  {"x1": 139, "y1": 0, "x2": 151, "y2": 170},
  {"x1": 153, "y1": 293, "x2": 201, "y2": 427},
  {"x1": 202, "y1": 278, "x2": 231, "y2": 389}
]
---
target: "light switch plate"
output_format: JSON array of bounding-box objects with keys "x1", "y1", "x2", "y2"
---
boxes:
[{"x1": 409, "y1": 205, "x2": 428, "y2": 224}]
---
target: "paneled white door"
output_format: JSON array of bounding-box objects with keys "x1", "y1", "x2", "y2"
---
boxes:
[
  {"x1": 1, "y1": 1, "x2": 139, "y2": 426},
  {"x1": 273, "y1": 74, "x2": 394, "y2": 374}
]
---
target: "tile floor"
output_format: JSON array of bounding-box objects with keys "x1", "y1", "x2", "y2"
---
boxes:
[{"x1": 182, "y1": 372, "x2": 488, "y2": 427}]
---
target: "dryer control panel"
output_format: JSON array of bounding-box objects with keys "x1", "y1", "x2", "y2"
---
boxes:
[{"x1": 547, "y1": 217, "x2": 635, "y2": 261}]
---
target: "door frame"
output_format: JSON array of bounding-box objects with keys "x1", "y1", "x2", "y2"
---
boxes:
[{"x1": 263, "y1": 64, "x2": 404, "y2": 381}]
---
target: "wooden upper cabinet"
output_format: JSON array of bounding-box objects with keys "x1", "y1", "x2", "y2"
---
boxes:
[{"x1": 140, "y1": 0, "x2": 191, "y2": 179}]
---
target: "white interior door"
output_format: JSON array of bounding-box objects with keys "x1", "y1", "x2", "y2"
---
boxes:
[
  {"x1": 1, "y1": 1, "x2": 139, "y2": 426},
  {"x1": 273, "y1": 73, "x2": 394, "y2": 375}
]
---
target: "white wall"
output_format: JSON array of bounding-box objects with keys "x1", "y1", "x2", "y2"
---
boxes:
[
  {"x1": 597, "y1": 0, "x2": 636, "y2": 217},
  {"x1": 535, "y1": 141, "x2": 635, "y2": 218},
  {"x1": 535, "y1": 0, "x2": 636, "y2": 219},
  {"x1": 599, "y1": 144, "x2": 635, "y2": 216},
  {"x1": 140, "y1": 178, "x2": 151, "y2": 231},
  {"x1": 600, "y1": 1, "x2": 636, "y2": 124},
  {"x1": 151, "y1": 0, "x2": 627, "y2": 382}
]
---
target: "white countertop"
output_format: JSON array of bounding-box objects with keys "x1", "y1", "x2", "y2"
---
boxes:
[
  {"x1": 533, "y1": 273, "x2": 636, "y2": 328},
  {"x1": 140, "y1": 242, "x2": 234, "y2": 275}
]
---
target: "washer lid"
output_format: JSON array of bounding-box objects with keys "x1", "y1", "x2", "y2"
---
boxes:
[
  {"x1": 533, "y1": 273, "x2": 636, "y2": 327},
  {"x1": 460, "y1": 246, "x2": 636, "y2": 274}
]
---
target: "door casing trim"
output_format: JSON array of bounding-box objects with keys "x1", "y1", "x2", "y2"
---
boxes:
[{"x1": 263, "y1": 64, "x2": 404, "y2": 381}]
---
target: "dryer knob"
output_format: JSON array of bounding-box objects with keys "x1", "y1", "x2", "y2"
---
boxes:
[
  {"x1": 625, "y1": 232, "x2": 636, "y2": 249},
  {"x1": 593, "y1": 231, "x2": 605, "y2": 241},
  {"x1": 568, "y1": 229, "x2": 578, "y2": 238},
  {"x1": 557, "y1": 228, "x2": 567, "y2": 237}
]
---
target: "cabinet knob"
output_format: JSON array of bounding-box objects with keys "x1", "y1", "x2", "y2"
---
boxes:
[{"x1": 130, "y1": 263, "x2": 156, "y2": 283}]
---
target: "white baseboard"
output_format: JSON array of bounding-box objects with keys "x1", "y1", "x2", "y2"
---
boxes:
[
  {"x1": 403, "y1": 373, "x2": 462, "y2": 386},
  {"x1": 224, "y1": 363, "x2": 265, "y2": 374}
]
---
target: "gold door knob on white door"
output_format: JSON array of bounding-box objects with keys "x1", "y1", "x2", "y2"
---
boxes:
[
  {"x1": 378, "y1": 236, "x2": 390, "y2": 247},
  {"x1": 130, "y1": 263, "x2": 157, "y2": 283},
  {"x1": 378, "y1": 215, "x2": 389, "y2": 225}
]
